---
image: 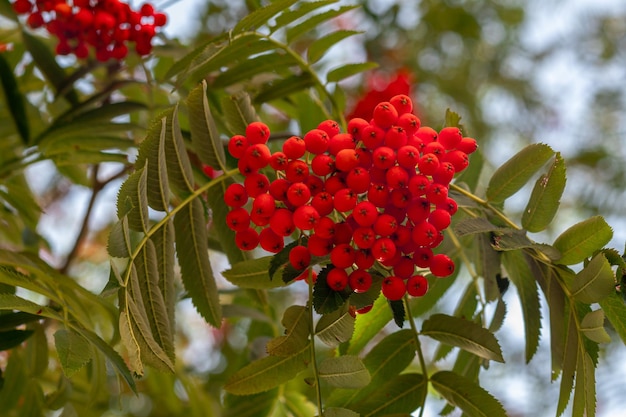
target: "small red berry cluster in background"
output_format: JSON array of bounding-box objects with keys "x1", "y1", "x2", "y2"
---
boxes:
[
  {"x1": 11, "y1": 0, "x2": 166, "y2": 61},
  {"x1": 348, "y1": 69, "x2": 412, "y2": 121},
  {"x1": 223, "y1": 95, "x2": 477, "y2": 305}
]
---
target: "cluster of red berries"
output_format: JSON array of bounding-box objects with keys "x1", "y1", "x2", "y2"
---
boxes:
[
  {"x1": 223, "y1": 95, "x2": 477, "y2": 304},
  {"x1": 12, "y1": 0, "x2": 166, "y2": 60}
]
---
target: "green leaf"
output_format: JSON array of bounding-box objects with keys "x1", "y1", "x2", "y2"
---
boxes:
[
  {"x1": 0, "y1": 312, "x2": 41, "y2": 332},
  {"x1": 254, "y1": 73, "x2": 316, "y2": 104},
  {"x1": 233, "y1": 0, "x2": 299, "y2": 34},
  {"x1": 0, "y1": 329, "x2": 34, "y2": 351},
  {"x1": 136, "y1": 115, "x2": 171, "y2": 212},
  {"x1": 21, "y1": 30, "x2": 78, "y2": 105},
  {"x1": 286, "y1": 5, "x2": 359, "y2": 44},
  {"x1": 573, "y1": 347, "x2": 597, "y2": 417},
  {"x1": 326, "y1": 62, "x2": 379, "y2": 83},
  {"x1": 166, "y1": 105, "x2": 195, "y2": 195},
  {"x1": 222, "y1": 256, "x2": 288, "y2": 289},
  {"x1": 214, "y1": 52, "x2": 297, "y2": 87},
  {"x1": 313, "y1": 267, "x2": 351, "y2": 314},
  {"x1": 522, "y1": 152, "x2": 567, "y2": 232},
  {"x1": 318, "y1": 355, "x2": 370, "y2": 389},
  {"x1": 501, "y1": 250, "x2": 541, "y2": 362},
  {"x1": 347, "y1": 295, "x2": 391, "y2": 355},
  {"x1": 0, "y1": 293, "x2": 62, "y2": 321},
  {"x1": 599, "y1": 293, "x2": 626, "y2": 345},
  {"x1": 421, "y1": 314, "x2": 504, "y2": 362},
  {"x1": 454, "y1": 217, "x2": 505, "y2": 236},
  {"x1": 134, "y1": 240, "x2": 175, "y2": 361},
  {"x1": 486, "y1": 143, "x2": 554, "y2": 203},
  {"x1": 266, "y1": 305, "x2": 310, "y2": 356},
  {"x1": 174, "y1": 198, "x2": 222, "y2": 326},
  {"x1": 569, "y1": 253, "x2": 615, "y2": 304},
  {"x1": 580, "y1": 309, "x2": 610, "y2": 344},
  {"x1": 206, "y1": 179, "x2": 246, "y2": 264},
  {"x1": 116, "y1": 165, "x2": 149, "y2": 233},
  {"x1": 221, "y1": 91, "x2": 259, "y2": 136},
  {"x1": 187, "y1": 80, "x2": 227, "y2": 172},
  {"x1": 107, "y1": 217, "x2": 133, "y2": 258},
  {"x1": 151, "y1": 219, "x2": 176, "y2": 335},
  {"x1": 351, "y1": 373, "x2": 426, "y2": 417},
  {"x1": 557, "y1": 309, "x2": 579, "y2": 416},
  {"x1": 54, "y1": 329, "x2": 92, "y2": 377},
  {"x1": 119, "y1": 310, "x2": 144, "y2": 376},
  {"x1": 389, "y1": 299, "x2": 405, "y2": 327},
  {"x1": 553, "y1": 216, "x2": 613, "y2": 265},
  {"x1": 58, "y1": 100, "x2": 147, "y2": 125},
  {"x1": 272, "y1": 0, "x2": 338, "y2": 31},
  {"x1": 283, "y1": 390, "x2": 317, "y2": 417},
  {"x1": 307, "y1": 30, "x2": 362, "y2": 64},
  {"x1": 223, "y1": 389, "x2": 279, "y2": 417},
  {"x1": 315, "y1": 307, "x2": 355, "y2": 348},
  {"x1": 269, "y1": 240, "x2": 301, "y2": 281},
  {"x1": 323, "y1": 408, "x2": 360, "y2": 417},
  {"x1": 444, "y1": 108, "x2": 463, "y2": 129},
  {"x1": 0, "y1": 55, "x2": 29, "y2": 144},
  {"x1": 224, "y1": 343, "x2": 309, "y2": 395},
  {"x1": 431, "y1": 371, "x2": 507, "y2": 417}
]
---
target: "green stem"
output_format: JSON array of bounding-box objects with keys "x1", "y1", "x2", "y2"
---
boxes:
[
  {"x1": 449, "y1": 183, "x2": 519, "y2": 230},
  {"x1": 308, "y1": 270, "x2": 324, "y2": 417},
  {"x1": 403, "y1": 296, "x2": 428, "y2": 417}
]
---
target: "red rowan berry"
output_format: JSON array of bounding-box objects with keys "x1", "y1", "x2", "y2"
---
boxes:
[
  {"x1": 353, "y1": 227, "x2": 376, "y2": 249},
  {"x1": 369, "y1": 167, "x2": 387, "y2": 184},
  {"x1": 414, "y1": 247, "x2": 433, "y2": 268},
  {"x1": 328, "y1": 133, "x2": 356, "y2": 156},
  {"x1": 386, "y1": 166, "x2": 410, "y2": 189},
  {"x1": 269, "y1": 151, "x2": 289, "y2": 171},
  {"x1": 286, "y1": 182, "x2": 311, "y2": 206},
  {"x1": 347, "y1": 117, "x2": 369, "y2": 140},
  {"x1": 415, "y1": 126, "x2": 438, "y2": 143},
  {"x1": 311, "y1": 154, "x2": 335, "y2": 177},
  {"x1": 244, "y1": 172, "x2": 270, "y2": 197},
  {"x1": 289, "y1": 245, "x2": 311, "y2": 270},
  {"x1": 406, "y1": 198, "x2": 431, "y2": 224},
  {"x1": 154, "y1": 12, "x2": 167, "y2": 26},
  {"x1": 346, "y1": 167, "x2": 371, "y2": 193},
  {"x1": 428, "y1": 208, "x2": 451, "y2": 231},
  {"x1": 237, "y1": 157, "x2": 256, "y2": 176},
  {"x1": 432, "y1": 161, "x2": 455, "y2": 185},
  {"x1": 226, "y1": 207, "x2": 251, "y2": 232},
  {"x1": 282, "y1": 136, "x2": 306, "y2": 159},
  {"x1": 333, "y1": 221, "x2": 354, "y2": 245},
  {"x1": 457, "y1": 137, "x2": 478, "y2": 154},
  {"x1": 437, "y1": 197, "x2": 458, "y2": 215},
  {"x1": 361, "y1": 124, "x2": 385, "y2": 149},
  {"x1": 12, "y1": 0, "x2": 32, "y2": 14},
  {"x1": 429, "y1": 230, "x2": 445, "y2": 248},
  {"x1": 318, "y1": 119, "x2": 341, "y2": 138},
  {"x1": 384, "y1": 126, "x2": 408, "y2": 149},
  {"x1": 389, "y1": 94, "x2": 413, "y2": 115},
  {"x1": 349, "y1": 270, "x2": 372, "y2": 293},
  {"x1": 269, "y1": 208, "x2": 295, "y2": 236},
  {"x1": 352, "y1": 201, "x2": 379, "y2": 227},
  {"x1": 259, "y1": 227, "x2": 284, "y2": 253},
  {"x1": 391, "y1": 224, "x2": 412, "y2": 247},
  {"x1": 394, "y1": 256, "x2": 416, "y2": 279},
  {"x1": 373, "y1": 214, "x2": 398, "y2": 237},
  {"x1": 285, "y1": 159, "x2": 309, "y2": 183},
  {"x1": 235, "y1": 228, "x2": 260, "y2": 251},
  {"x1": 330, "y1": 244, "x2": 355, "y2": 268},
  {"x1": 224, "y1": 183, "x2": 248, "y2": 207},
  {"x1": 430, "y1": 254, "x2": 455, "y2": 277},
  {"x1": 269, "y1": 178, "x2": 290, "y2": 201},
  {"x1": 356, "y1": 304, "x2": 373, "y2": 314},
  {"x1": 355, "y1": 147, "x2": 373, "y2": 168},
  {"x1": 443, "y1": 150, "x2": 469, "y2": 172},
  {"x1": 244, "y1": 143, "x2": 271, "y2": 170},
  {"x1": 372, "y1": 237, "x2": 397, "y2": 262},
  {"x1": 314, "y1": 216, "x2": 336, "y2": 239},
  {"x1": 381, "y1": 276, "x2": 406, "y2": 301},
  {"x1": 397, "y1": 113, "x2": 421, "y2": 135},
  {"x1": 304, "y1": 128, "x2": 329, "y2": 154},
  {"x1": 422, "y1": 141, "x2": 446, "y2": 157},
  {"x1": 411, "y1": 221, "x2": 438, "y2": 247},
  {"x1": 27, "y1": 12, "x2": 44, "y2": 28},
  {"x1": 406, "y1": 275, "x2": 428, "y2": 297},
  {"x1": 355, "y1": 248, "x2": 375, "y2": 269},
  {"x1": 140, "y1": 3, "x2": 155, "y2": 16},
  {"x1": 308, "y1": 234, "x2": 333, "y2": 256},
  {"x1": 305, "y1": 175, "x2": 324, "y2": 196},
  {"x1": 327, "y1": 268, "x2": 349, "y2": 291},
  {"x1": 250, "y1": 211, "x2": 271, "y2": 227},
  {"x1": 245, "y1": 121, "x2": 270, "y2": 144},
  {"x1": 311, "y1": 191, "x2": 334, "y2": 216},
  {"x1": 372, "y1": 101, "x2": 398, "y2": 129},
  {"x1": 295, "y1": 268, "x2": 317, "y2": 283},
  {"x1": 396, "y1": 145, "x2": 420, "y2": 168},
  {"x1": 372, "y1": 146, "x2": 396, "y2": 170},
  {"x1": 408, "y1": 174, "x2": 430, "y2": 197},
  {"x1": 335, "y1": 148, "x2": 359, "y2": 172},
  {"x1": 252, "y1": 193, "x2": 276, "y2": 218},
  {"x1": 425, "y1": 183, "x2": 448, "y2": 205},
  {"x1": 390, "y1": 188, "x2": 411, "y2": 209},
  {"x1": 333, "y1": 188, "x2": 358, "y2": 212},
  {"x1": 367, "y1": 184, "x2": 390, "y2": 208},
  {"x1": 438, "y1": 126, "x2": 463, "y2": 150},
  {"x1": 418, "y1": 153, "x2": 440, "y2": 176},
  {"x1": 293, "y1": 205, "x2": 320, "y2": 231}
]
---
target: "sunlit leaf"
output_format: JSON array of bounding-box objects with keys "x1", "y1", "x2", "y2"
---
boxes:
[
  {"x1": 0, "y1": 293, "x2": 62, "y2": 321},
  {"x1": 318, "y1": 355, "x2": 370, "y2": 389},
  {"x1": 272, "y1": 0, "x2": 337, "y2": 32},
  {"x1": 0, "y1": 55, "x2": 29, "y2": 144},
  {"x1": 599, "y1": 293, "x2": 626, "y2": 345},
  {"x1": 233, "y1": 0, "x2": 299, "y2": 34},
  {"x1": 486, "y1": 143, "x2": 554, "y2": 203},
  {"x1": 553, "y1": 216, "x2": 613, "y2": 265},
  {"x1": 347, "y1": 295, "x2": 391, "y2": 355},
  {"x1": 221, "y1": 91, "x2": 259, "y2": 136},
  {"x1": 119, "y1": 310, "x2": 143, "y2": 376},
  {"x1": 54, "y1": 329, "x2": 92, "y2": 377},
  {"x1": 326, "y1": 62, "x2": 379, "y2": 83},
  {"x1": 431, "y1": 371, "x2": 506, "y2": 417},
  {"x1": 224, "y1": 343, "x2": 309, "y2": 395},
  {"x1": 286, "y1": 5, "x2": 359, "y2": 44},
  {"x1": 315, "y1": 306, "x2": 355, "y2": 348},
  {"x1": 522, "y1": 152, "x2": 567, "y2": 232},
  {"x1": 501, "y1": 250, "x2": 541, "y2": 362},
  {"x1": 307, "y1": 30, "x2": 362, "y2": 64},
  {"x1": 222, "y1": 256, "x2": 287, "y2": 289},
  {"x1": 422, "y1": 314, "x2": 504, "y2": 362},
  {"x1": 569, "y1": 253, "x2": 615, "y2": 304},
  {"x1": 267, "y1": 305, "x2": 310, "y2": 356}
]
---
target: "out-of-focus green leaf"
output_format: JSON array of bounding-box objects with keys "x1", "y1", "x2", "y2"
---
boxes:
[
  {"x1": 522, "y1": 152, "x2": 567, "y2": 232},
  {"x1": 553, "y1": 216, "x2": 613, "y2": 265},
  {"x1": 557, "y1": 309, "x2": 579, "y2": 416},
  {"x1": 307, "y1": 30, "x2": 362, "y2": 64},
  {"x1": 224, "y1": 343, "x2": 309, "y2": 395},
  {"x1": 223, "y1": 389, "x2": 278, "y2": 417},
  {"x1": 266, "y1": 305, "x2": 310, "y2": 356},
  {"x1": 0, "y1": 329, "x2": 34, "y2": 351},
  {"x1": 486, "y1": 143, "x2": 554, "y2": 203},
  {"x1": 318, "y1": 355, "x2": 370, "y2": 389},
  {"x1": 326, "y1": 62, "x2": 379, "y2": 83},
  {"x1": 107, "y1": 217, "x2": 132, "y2": 258},
  {"x1": 0, "y1": 311, "x2": 41, "y2": 331},
  {"x1": 221, "y1": 91, "x2": 259, "y2": 136},
  {"x1": 222, "y1": 256, "x2": 287, "y2": 289},
  {"x1": 272, "y1": 0, "x2": 337, "y2": 32},
  {"x1": 206, "y1": 178, "x2": 246, "y2": 264},
  {"x1": 444, "y1": 108, "x2": 463, "y2": 129},
  {"x1": 57, "y1": 101, "x2": 147, "y2": 125},
  {"x1": 54, "y1": 329, "x2": 92, "y2": 377},
  {"x1": 174, "y1": 198, "x2": 222, "y2": 327},
  {"x1": 315, "y1": 306, "x2": 355, "y2": 348},
  {"x1": 422, "y1": 314, "x2": 504, "y2": 362},
  {"x1": 501, "y1": 250, "x2": 541, "y2": 362},
  {"x1": 0, "y1": 54, "x2": 29, "y2": 144},
  {"x1": 233, "y1": 0, "x2": 299, "y2": 34},
  {"x1": 580, "y1": 309, "x2": 610, "y2": 344},
  {"x1": 350, "y1": 373, "x2": 426, "y2": 417},
  {"x1": 431, "y1": 371, "x2": 507, "y2": 417},
  {"x1": 573, "y1": 349, "x2": 596, "y2": 417},
  {"x1": 599, "y1": 293, "x2": 626, "y2": 345},
  {"x1": 286, "y1": 5, "x2": 359, "y2": 43},
  {"x1": 323, "y1": 408, "x2": 360, "y2": 417},
  {"x1": 214, "y1": 52, "x2": 297, "y2": 87},
  {"x1": 569, "y1": 253, "x2": 615, "y2": 304},
  {"x1": 253, "y1": 73, "x2": 316, "y2": 104}
]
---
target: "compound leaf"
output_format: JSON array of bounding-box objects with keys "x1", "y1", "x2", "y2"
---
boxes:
[
  {"x1": 522, "y1": 152, "x2": 566, "y2": 232},
  {"x1": 431, "y1": 371, "x2": 506, "y2": 417},
  {"x1": 318, "y1": 355, "x2": 370, "y2": 389}
]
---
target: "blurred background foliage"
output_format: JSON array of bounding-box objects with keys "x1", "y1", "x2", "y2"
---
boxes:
[{"x1": 1, "y1": 0, "x2": 625, "y2": 416}]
